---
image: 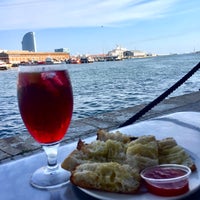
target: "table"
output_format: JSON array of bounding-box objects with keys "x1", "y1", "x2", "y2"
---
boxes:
[{"x1": 1, "y1": 111, "x2": 200, "y2": 200}]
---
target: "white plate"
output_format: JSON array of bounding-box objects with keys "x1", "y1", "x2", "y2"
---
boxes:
[
  {"x1": 77, "y1": 140, "x2": 200, "y2": 199},
  {"x1": 76, "y1": 113, "x2": 200, "y2": 200}
]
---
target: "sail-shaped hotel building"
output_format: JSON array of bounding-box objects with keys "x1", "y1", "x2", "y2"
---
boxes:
[{"x1": 21, "y1": 32, "x2": 37, "y2": 52}]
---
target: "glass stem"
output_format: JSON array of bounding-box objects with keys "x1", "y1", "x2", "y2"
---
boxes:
[{"x1": 43, "y1": 143, "x2": 60, "y2": 171}]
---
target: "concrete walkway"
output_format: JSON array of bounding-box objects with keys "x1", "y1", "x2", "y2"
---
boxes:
[{"x1": 0, "y1": 91, "x2": 200, "y2": 164}]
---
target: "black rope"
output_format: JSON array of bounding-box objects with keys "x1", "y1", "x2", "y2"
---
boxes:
[{"x1": 119, "y1": 62, "x2": 200, "y2": 128}]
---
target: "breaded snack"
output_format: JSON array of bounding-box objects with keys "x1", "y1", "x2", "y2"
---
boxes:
[
  {"x1": 126, "y1": 135, "x2": 159, "y2": 171},
  {"x1": 158, "y1": 137, "x2": 196, "y2": 171},
  {"x1": 97, "y1": 129, "x2": 138, "y2": 143},
  {"x1": 61, "y1": 139, "x2": 126, "y2": 171},
  {"x1": 70, "y1": 162, "x2": 141, "y2": 194}
]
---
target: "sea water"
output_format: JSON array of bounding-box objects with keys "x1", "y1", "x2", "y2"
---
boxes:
[{"x1": 0, "y1": 53, "x2": 200, "y2": 138}]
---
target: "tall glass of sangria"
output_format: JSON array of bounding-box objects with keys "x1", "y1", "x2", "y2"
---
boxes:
[{"x1": 17, "y1": 64, "x2": 73, "y2": 189}]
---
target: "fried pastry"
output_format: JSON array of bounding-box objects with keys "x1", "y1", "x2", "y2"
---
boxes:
[
  {"x1": 61, "y1": 138, "x2": 126, "y2": 171},
  {"x1": 70, "y1": 162, "x2": 141, "y2": 194},
  {"x1": 126, "y1": 135, "x2": 159, "y2": 170},
  {"x1": 158, "y1": 137, "x2": 196, "y2": 171},
  {"x1": 97, "y1": 129, "x2": 138, "y2": 143}
]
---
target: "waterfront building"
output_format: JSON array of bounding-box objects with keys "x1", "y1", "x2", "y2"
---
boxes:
[
  {"x1": 108, "y1": 45, "x2": 127, "y2": 60},
  {"x1": 22, "y1": 32, "x2": 37, "y2": 52},
  {"x1": 55, "y1": 48, "x2": 70, "y2": 53},
  {"x1": 0, "y1": 50, "x2": 70, "y2": 64},
  {"x1": 107, "y1": 45, "x2": 147, "y2": 59},
  {"x1": 123, "y1": 51, "x2": 134, "y2": 59},
  {"x1": 132, "y1": 50, "x2": 146, "y2": 57}
]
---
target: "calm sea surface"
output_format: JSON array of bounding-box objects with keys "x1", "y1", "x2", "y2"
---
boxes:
[{"x1": 0, "y1": 53, "x2": 200, "y2": 138}]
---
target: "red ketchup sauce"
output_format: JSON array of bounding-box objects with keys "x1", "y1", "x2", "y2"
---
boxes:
[{"x1": 143, "y1": 167, "x2": 189, "y2": 196}]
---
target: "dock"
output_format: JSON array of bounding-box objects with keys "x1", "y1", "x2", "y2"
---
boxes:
[{"x1": 0, "y1": 91, "x2": 200, "y2": 164}]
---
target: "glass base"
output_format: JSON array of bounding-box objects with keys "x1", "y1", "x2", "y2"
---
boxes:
[{"x1": 30, "y1": 164, "x2": 70, "y2": 189}]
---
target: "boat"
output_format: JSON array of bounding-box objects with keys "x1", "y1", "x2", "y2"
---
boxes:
[
  {"x1": 0, "y1": 61, "x2": 8, "y2": 70},
  {"x1": 87, "y1": 56, "x2": 94, "y2": 63},
  {"x1": 80, "y1": 56, "x2": 94, "y2": 63},
  {"x1": 69, "y1": 57, "x2": 81, "y2": 64}
]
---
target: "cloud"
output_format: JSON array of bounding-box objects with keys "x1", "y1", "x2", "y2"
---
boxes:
[{"x1": 0, "y1": 0, "x2": 179, "y2": 30}]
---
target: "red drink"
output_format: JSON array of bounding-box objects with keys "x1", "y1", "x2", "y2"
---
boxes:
[{"x1": 17, "y1": 69, "x2": 73, "y2": 144}]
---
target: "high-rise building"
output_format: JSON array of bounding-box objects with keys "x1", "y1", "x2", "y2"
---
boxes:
[{"x1": 21, "y1": 32, "x2": 37, "y2": 52}]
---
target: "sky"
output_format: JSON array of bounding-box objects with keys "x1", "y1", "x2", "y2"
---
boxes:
[{"x1": 0, "y1": 0, "x2": 200, "y2": 55}]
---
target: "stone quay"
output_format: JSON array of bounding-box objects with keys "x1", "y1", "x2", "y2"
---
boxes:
[{"x1": 0, "y1": 91, "x2": 200, "y2": 164}]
